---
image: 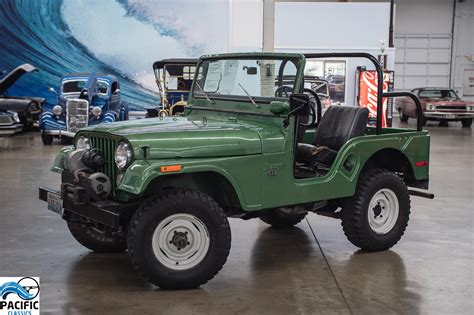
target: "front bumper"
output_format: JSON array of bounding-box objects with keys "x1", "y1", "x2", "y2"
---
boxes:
[
  {"x1": 39, "y1": 186, "x2": 137, "y2": 229},
  {"x1": 42, "y1": 130, "x2": 76, "y2": 137},
  {"x1": 0, "y1": 123, "x2": 23, "y2": 135},
  {"x1": 424, "y1": 111, "x2": 474, "y2": 120}
]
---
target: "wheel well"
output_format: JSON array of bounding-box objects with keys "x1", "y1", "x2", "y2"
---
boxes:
[
  {"x1": 362, "y1": 149, "x2": 416, "y2": 186},
  {"x1": 143, "y1": 172, "x2": 242, "y2": 214}
]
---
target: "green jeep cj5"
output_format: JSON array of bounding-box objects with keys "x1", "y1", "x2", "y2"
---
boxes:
[{"x1": 40, "y1": 52, "x2": 433, "y2": 289}]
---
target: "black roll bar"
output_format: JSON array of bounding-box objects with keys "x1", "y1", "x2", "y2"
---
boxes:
[
  {"x1": 383, "y1": 91, "x2": 423, "y2": 131},
  {"x1": 304, "y1": 53, "x2": 384, "y2": 134}
]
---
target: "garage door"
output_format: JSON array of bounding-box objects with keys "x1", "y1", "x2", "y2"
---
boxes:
[{"x1": 394, "y1": 33, "x2": 452, "y2": 91}]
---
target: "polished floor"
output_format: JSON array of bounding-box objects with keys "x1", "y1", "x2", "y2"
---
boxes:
[{"x1": 0, "y1": 120, "x2": 472, "y2": 314}]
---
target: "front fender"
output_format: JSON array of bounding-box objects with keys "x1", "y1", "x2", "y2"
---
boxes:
[
  {"x1": 118, "y1": 156, "x2": 263, "y2": 211},
  {"x1": 40, "y1": 111, "x2": 66, "y2": 130}
]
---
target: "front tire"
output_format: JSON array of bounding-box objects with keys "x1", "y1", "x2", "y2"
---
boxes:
[
  {"x1": 260, "y1": 207, "x2": 307, "y2": 228},
  {"x1": 127, "y1": 189, "x2": 231, "y2": 289},
  {"x1": 341, "y1": 168, "x2": 410, "y2": 251},
  {"x1": 67, "y1": 221, "x2": 127, "y2": 253},
  {"x1": 462, "y1": 119, "x2": 472, "y2": 127}
]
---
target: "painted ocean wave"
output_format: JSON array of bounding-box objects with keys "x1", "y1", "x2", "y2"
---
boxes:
[
  {"x1": 0, "y1": 0, "x2": 159, "y2": 110},
  {"x1": 0, "y1": 281, "x2": 34, "y2": 300}
]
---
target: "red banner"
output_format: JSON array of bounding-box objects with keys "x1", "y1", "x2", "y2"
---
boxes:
[{"x1": 359, "y1": 71, "x2": 389, "y2": 127}]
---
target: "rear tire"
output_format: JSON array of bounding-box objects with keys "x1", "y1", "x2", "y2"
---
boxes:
[
  {"x1": 67, "y1": 221, "x2": 127, "y2": 253},
  {"x1": 260, "y1": 207, "x2": 307, "y2": 228},
  {"x1": 41, "y1": 133, "x2": 53, "y2": 145},
  {"x1": 341, "y1": 168, "x2": 410, "y2": 251},
  {"x1": 461, "y1": 119, "x2": 472, "y2": 127},
  {"x1": 127, "y1": 189, "x2": 231, "y2": 289}
]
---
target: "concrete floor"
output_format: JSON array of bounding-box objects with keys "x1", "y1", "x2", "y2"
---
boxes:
[{"x1": 0, "y1": 120, "x2": 472, "y2": 314}]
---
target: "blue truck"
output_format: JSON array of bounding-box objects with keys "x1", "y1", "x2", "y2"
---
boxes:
[{"x1": 40, "y1": 73, "x2": 128, "y2": 144}]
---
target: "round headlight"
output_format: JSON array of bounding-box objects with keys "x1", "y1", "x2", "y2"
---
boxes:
[
  {"x1": 467, "y1": 105, "x2": 473, "y2": 111},
  {"x1": 426, "y1": 104, "x2": 436, "y2": 111},
  {"x1": 53, "y1": 105, "x2": 62, "y2": 116},
  {"x1": 115, "y1": 142, "x2": 132, "y2": 170},
  {"x1": 91, "y1": 106, "x2": 102, "y2": 117},
  {"x1": 75, "y1": 136, "x2": 91, "y2": 150}
]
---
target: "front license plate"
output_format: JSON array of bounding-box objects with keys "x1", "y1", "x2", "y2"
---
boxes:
[
  {"x1": 446, "y1": 114, "x2": 455, "y2": 119},
  {"x1": 47, "y1": 192, "x2": 63, "y2": 215}
]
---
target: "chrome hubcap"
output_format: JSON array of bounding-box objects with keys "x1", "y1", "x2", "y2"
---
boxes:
[
  {"x1": 152, "y1": 213, "x2": 210, "y2": 270},
  {"x1": 368, "y1": 188, "x2": 399, "y2": 235}
]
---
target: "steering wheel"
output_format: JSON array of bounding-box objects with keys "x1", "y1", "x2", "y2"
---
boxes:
[
  {"x1": 302, "y1": 88, "x2": 322, "y2": 128},
  {"x1": 275, "y1": 85, "x2": 294, "y2": 98}
]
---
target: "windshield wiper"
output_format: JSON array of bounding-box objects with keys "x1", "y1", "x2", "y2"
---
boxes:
[
  {"x1": 238, "y1": 83, "x2": 259, "y2": 108},
  {"x1": 195, "y1": 82, "x2": 215, "y2": 104}
]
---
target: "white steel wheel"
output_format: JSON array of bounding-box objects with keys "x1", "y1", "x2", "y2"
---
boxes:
[
  {"x1": 368, "y1": 188, "x2": 399, "y2": 235},
  {"x1": 152, "y1": 213, "x2": 210, "y2": 270}
]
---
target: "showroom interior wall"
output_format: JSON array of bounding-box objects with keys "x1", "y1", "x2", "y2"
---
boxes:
[
  {"x1": 230, "y1": 0, "x2": 474, "y2": 102},
  {"x1": 230, "y1": 1, "x2": 394, "y2": 106},
  {"x1": 393, "y1": 0, "x2": 474, "y2": 101}
]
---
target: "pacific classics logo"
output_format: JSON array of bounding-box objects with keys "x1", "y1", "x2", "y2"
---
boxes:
[{"x1": 0, "y1": 277, "x2": 40, "y2": 315}]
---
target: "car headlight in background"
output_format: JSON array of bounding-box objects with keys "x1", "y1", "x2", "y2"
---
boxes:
[
  {"x1": 53, "y1": 105, "x2": 62, "y2": 116},
  {"x1": 426, "y1": 104, "x2": 436, "y2": 111},
  {"x1": 115, "y1": 142, "x2": 132, "y2": 170},
  {"x1": 12, "y1": 112, "x2": 20, "y2": 123},
  {"x1": 91, "y1": 106, "x2": 102, "y2": 117},
  {"x1": 75, "y1": 136, "x2": 91, "y2": 150},
  {"x1": 467, "y1": 105, "x2": 474, "y2": 111}
]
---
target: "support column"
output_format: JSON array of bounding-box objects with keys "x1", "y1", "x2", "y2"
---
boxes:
[{"x1": 262, "y1": 0, "x2": 275, "y2": 52}]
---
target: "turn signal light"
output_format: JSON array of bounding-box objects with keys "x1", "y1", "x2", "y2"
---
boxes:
[
  {"x1": 415, "y1": 161, "x2": 429, "y2": 167},
  {"x1": 160, "y1": 165, "x2": 182, "y2": 173}
]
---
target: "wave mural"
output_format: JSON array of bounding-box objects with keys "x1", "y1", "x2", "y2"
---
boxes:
[{"x1": 0, "y1": 0, "x2": 229, "y2": 110}]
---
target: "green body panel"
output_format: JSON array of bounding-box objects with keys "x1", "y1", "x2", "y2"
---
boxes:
[{"x1": 50, "y1": 52, "x2": 430, "y2": 213}]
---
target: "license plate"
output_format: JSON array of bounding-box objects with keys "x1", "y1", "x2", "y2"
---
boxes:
[
  {"x1": 47, "y1": 192, "x2": 63, "y2": 215},
  {"x1": 446, "y1": 114, "x2": 455, "y2": 119}
]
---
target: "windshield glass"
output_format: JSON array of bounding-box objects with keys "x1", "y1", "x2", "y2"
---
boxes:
[
  {"x1": 193, "y1": 58, "x2": 299, "y2": 101},
  {"x1": 62, "y1": 80, "x2": 87, "y2": 93},
  {"x1": 419, "y1": 89, "x2": 458, "y2": 99},
  {"x1": 97, "y1": 80, "x2": 109, "y2": 95}
]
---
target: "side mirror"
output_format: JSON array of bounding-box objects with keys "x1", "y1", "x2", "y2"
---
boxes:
[
  {"x1": 48, "y1": 87, "x2": 57, "y2": 95},
  {"x1": 283, "y1": 93, "x2": 310, "y2": 127},
  {"x1": 113, "y1": 88, "x2": 121, "y2": 95},
  {"x1": 243, "y1": 66, "x2": 257, "y2": 75}
]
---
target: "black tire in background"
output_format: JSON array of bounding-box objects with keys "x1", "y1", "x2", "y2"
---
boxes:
[
  {"x1": 260, "y1": 208, "x2": 307, "y2": 228},
  {"x1": 67, "y1": 221, "x2": 127, "y2": 253},
  {"x1": 41, "y1": 133, "x2": 53, "y2": 145},
  {"x1": 461, "y1": 119, "x2": 472, "y2": 127},
  {"x1": 127, "y1": 189, "x2": 231, "y2": 289},
  {"x1": 341, "y1": 168, "x2": 410, "y2": 252},
  {"x1": 399, "y1": 110, "x2": 409, "y2": 122}
]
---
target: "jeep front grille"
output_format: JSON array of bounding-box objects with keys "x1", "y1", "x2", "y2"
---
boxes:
[
  {"x1": 66, "y1": 99, "x2": 89, "y2": 132},
  {"x1": 89, "y1": 135, "x2": 119, "y2": 193},
  {"x1": 0, "y1": 115, "x2": 13, "y2": 125}
]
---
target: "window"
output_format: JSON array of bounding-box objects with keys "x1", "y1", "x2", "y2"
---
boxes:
[
  {"x1": 62, "y1": 80, "x2": 87, "y2": 93},
  {"x1": 194, "y1": 58, "x2": 298, "y2": 100},
  {"x1": 97, "y1": 80, "x2": 109, "y2": 95},
  {"x1": 305, "y1": 60, "x2": 346, "y2": 104},
  {"x1": 419, "y1": 89, "x2": 458, "y2": 99}
]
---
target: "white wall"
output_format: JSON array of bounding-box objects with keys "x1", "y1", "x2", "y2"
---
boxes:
[
  {"x1": 452, "y1": 0, "x2": 474, "y2": 100},
  {"x1": 229, "y1": 0, "x2": 263, "y2": 52},
  {"x1": 273, "y1": 2, "x2": 394, "y2": 106}
]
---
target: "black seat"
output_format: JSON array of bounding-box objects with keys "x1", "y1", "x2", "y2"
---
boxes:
[{"x1": 297, "y1": 106, "x2": 369, "y2": 167}]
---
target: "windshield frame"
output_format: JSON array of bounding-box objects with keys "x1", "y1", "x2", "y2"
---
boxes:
[{"x1": 191, "y1": 55, "x2": 304, "y2": 105}]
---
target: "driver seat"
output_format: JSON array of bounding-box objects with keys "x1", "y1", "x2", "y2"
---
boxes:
[{"x1": 297, "y1": 106, "x2": 369, "y2": 168}]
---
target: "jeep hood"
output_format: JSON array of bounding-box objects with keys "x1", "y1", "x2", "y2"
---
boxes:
[
  {"x1": 83, "y1": 116, "x2": 280, "y2": 158},
  {"x1": 0, "y1": 64, "x2": 38, "y2": 94}
]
